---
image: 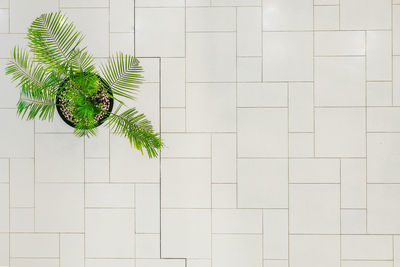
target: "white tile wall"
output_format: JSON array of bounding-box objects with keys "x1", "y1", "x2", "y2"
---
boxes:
[{"x1": 0, "y1": 0, "x2": 399, "y2": 266}]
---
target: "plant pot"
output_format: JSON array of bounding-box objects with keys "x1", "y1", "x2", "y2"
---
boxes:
[{"x1": 56, "y1": 76, "x2": 114, "y2": 128}]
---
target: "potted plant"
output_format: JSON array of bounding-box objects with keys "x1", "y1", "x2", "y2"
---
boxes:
[{"x1": 5, "y1": 12, "x2": 162, "y2": 158}]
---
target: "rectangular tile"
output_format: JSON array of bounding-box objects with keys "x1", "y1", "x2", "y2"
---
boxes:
[
  {"x1": 394, "y1": 56, "x2": 400, "y2": 105},
  {"x1": 367, "y1": 134, "x2": 400, "y2": 183},
  {"x1": 110, "y1": 0, "x2": 134, "y2": 32},
  {"x1": 237, "y1": 7, "x2": 262, "y2": 56},
  {"x1": 161, "y1": 108, "x2": 186, "y2": 132},
  {"x1": 341, "y1": 159, "x2": 366, "y2": 208},
  {"x1": 263, "y1": 0, "x2": 313, "y2": 31},
  {"x1": 237, "y1": 57, "x2": 262, "y2": 82},
  {"x1": 186, "y1": 33, "x2": 236, "y2": 82},
  {"x1": 212, "y1": 133, "x2": 236, "y2": 183},
  {"x1": 0, "y1": 159, "x2": 8, "y2": 182},
  {"x1": 289, "y1": 159, "x2": 340, "y2": 183},
  {"x1": 212, "y1": 0, "x2": 261, "y2": 5},
  {"x1": 187, "y1": 83, "x2": 236, "y2": 132},
  {"x1": 161, "y1": 58, "x2": 185, "y2": 107},
  {"x1": 0, "y1": 9, "x2": 8, "y2": 33},
  {"x1": 10, "y1": 159, "x2": 33, "y2": 208},
  {"x1": 85, "y1": 158, "x2": 109, "y2": 183},
  {"x1": 212, "y1": 234, "x2": 262, "y2": 267},
  {"x1": 212, "y1": 209, "x2": 262, "y2": 234},
  {"x1": 212, "y1": 184, "x2": 236, "y2": 208},
  {"x1": 368, "y1": 107, "x2": 400, "y2": 132},
  {"x1": 367, "y1": 82, "x2": 392, "y2": 106},
  {"x1": 367, "y1": 184, "x2": 400, "y2": 234},
  {"x1": 136, "y1": 0, "x2": 184, "y2": 6},
  {"x1": 10, "y1": 0, "x2": 58, "y2": 33},
  {"x1": 0, "y1": 109, "x2": 33, "y2": 157},
  {"x1": 314, "y1": 6, "x2": 339, "y2": 30},
  {"x1": 136, "y1": 234, "x2": 160, "y2": 258},
  {"x1": 289, "y1": 184, "x2": 340, "y2": 234},
  {"x1": 186, "y1": 7, "x2": 235, "y2": 32},
  {"x1": 110, "y1": 135, "x2": 159, "y2": 183},
  {"x1": 238, "y1": 159, "x2": 288, "y2": 208},
  {"x1": 341, "y1": 235, "x2": 392, "y2": 260},
  {"x1": 238, "y1": 108, "x2": 288, "y2": 157},
  {"x1": 342, "y1": 262, "x2": 392, "y2": 267},
  {"x1": 136, "y1": 184, "x2": 160, "y2": 234},
  {"x1": 62, "y1": 8, "x2": 109, "y2": 57},
  {"x1": 10, "y1": 259, "x2": 59, "y2": 267},
  {"x1": 394, "y1": 6, "x2": 400, "y2": 55},
  {"x1": 315, "y1": 108, "x2": 366, "y2": 157},
  {"x1": 0, "y1": 234, "x2": 8, "y2": 266},
  {"x1": 86, "y1": 259, "x2": 136, "y2": 267},
  {"x1": 35, "y1": 134, "x2": 84, "y2": 182},
  {"x1": 395, "y1": 236, "x2": 400, "y2": 267},
  {"x1": 263, "y1": 209, "x2": 288, "y2": 259},
  {"x1": 85, "y1": 209, "x2": 135, "y2": 258},
  {"x1": 162, "y1": 133, "x2": 211, "y2": 158},
  {"x1": 85, "y1": 184, "x2": 135, "y2": 208},
  {"x1": 162, "y1": 209, "x2": 211, "y2": 259},
  {"x1": 289, "y1": 235, "x2": 340, "y2": 267},
  {"x1": 60, "y1": 0, "x2": 108, "y2": 7},
  {"x1": 340, "y1": 0, "x2": 391, "y2": 30},
  {"x1": 0, "y1": 185, "x2": 8, "y2": 232},
  {"x1": 136, "y1": 259, "x2": 186, "y2": 267},
  {"x1": 315, "y1": 57, "x2": 365, "y2": 106},
  {"x1": 288, "y1": 83, "x2": 313, "y2": 132},
  {"x1": 315, "y1": 31, "x2": 365, "y2": 56},
  {"x1": 10, "y1": 234, "x2": 59, "y2": 258},
  {"x1": 60, "y1": 234, "x2": 84, "y2": 267},
  {"x1": 289, "y1": 133, "x2": 314, "y2": 158},
  {"x1": 161, "y1": 159, "x2": 211, "y2": 208},
  {"x1": 36, "y1": 184, "x2": 84, "y2": 232},
  {"x1": 10, "y1": 208, "x2": 34, "y2": 232},
  {"x1": 341, "y1": 210, "x2": 366, "y2": 234},
  {"x1": 237, "y1": 83, "x2": 287, "y2": 107},
  {"x1": 367, "y1": 31, "x2": 391, "y2": 81},
  {"x1": 136, "y1": 8, "x2": 185, "y2": 57},
  {"x1": 263, "y1": 32, "x2": 313, "y2": 81}
]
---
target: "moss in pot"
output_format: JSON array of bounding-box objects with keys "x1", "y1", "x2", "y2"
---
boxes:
[{"x1": 5, "y1": 12, "x2": 162, "y2": 158}]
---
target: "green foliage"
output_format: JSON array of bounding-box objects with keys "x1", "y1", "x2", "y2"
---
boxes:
[
  {"x1": 106, "y1": 105, "x2": 163, "y2": 158},
  {"x1": 100, "y1": 53, "x2": 143, "y2": 101},
  {"x1": 5, "y1": 12, "x2": 162, "y2": 158}
]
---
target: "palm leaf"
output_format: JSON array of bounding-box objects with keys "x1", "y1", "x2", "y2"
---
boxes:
[
  {"x1": 6, "y1": 46, "x2": 58, "y2": 121},
  {"x1": 27, "y1": 11, "x2": 84, "y2": 73},
  {"x1": 6, "y1": 47, "x2": 47, "y2": 92},
  {"x1": 17, "y1": 93, "x2": 56, "y2": 121},
  {"x1": 70, "y1": 48, "x2": 95, "y2": 73},
  {"x1": 105, "y1": 105, "x2": 162, "y2": 158},
  {"x1": 73, "y1": 127, "x2": 98, "y2": 138},
  {"x1": 100, "y1": 53, "x2": 143, "y2": 101}
]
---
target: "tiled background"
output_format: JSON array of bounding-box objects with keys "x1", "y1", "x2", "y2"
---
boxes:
[{"x1": 1, "y1": 0, "x2": 400, "y2": 266}]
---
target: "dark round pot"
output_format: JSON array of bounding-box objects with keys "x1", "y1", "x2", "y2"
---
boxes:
[{"x1": 55, "y1": 75, "x2": 114, "y2": 128}]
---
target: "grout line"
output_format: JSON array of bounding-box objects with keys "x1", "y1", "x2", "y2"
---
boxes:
[
  {"x1": 365, "y1": 29, "x2": 368, "y2": 234},
  {"x1": 158, "y1": 56, "x2": 162, "y2": 259},
  {"x1": 8, "y1": 158, "x2": 10, "y2": 267},
  {"x1": 392, "y1": 0, "x2": 394, "y2": 106},
  {"x1": 287, "y1": 82, "x2": 290, "y2": 267},
  {"x1": 235, "y1": 6, "x2": 239, "y2": 210},
  {"x1": 340, "y1": 158, "x2": 342, "y2": 266}
]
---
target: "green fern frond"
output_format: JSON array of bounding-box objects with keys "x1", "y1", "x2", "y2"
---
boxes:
[
  {"x1": 6, "y1": 47, "x2": 47, "y2": 91},
  {"x1": 100, "y1": 53, "x2": 143, "y2": 101},
  {"x1": 73, "y1": 126, "x2": 98, "y2": 138},
  {"x1": 17, "y1": 93, "x2": 56, "y2": 121},
  {"x1": 105, "y1": 105, "x2": 162, "y2": 158},
  {"x1": 27, "y1": 11, "x2": 84, "y2": 73},
  {"x1": 70, "y1": 48, "x2": 95, "y2": 73}
]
